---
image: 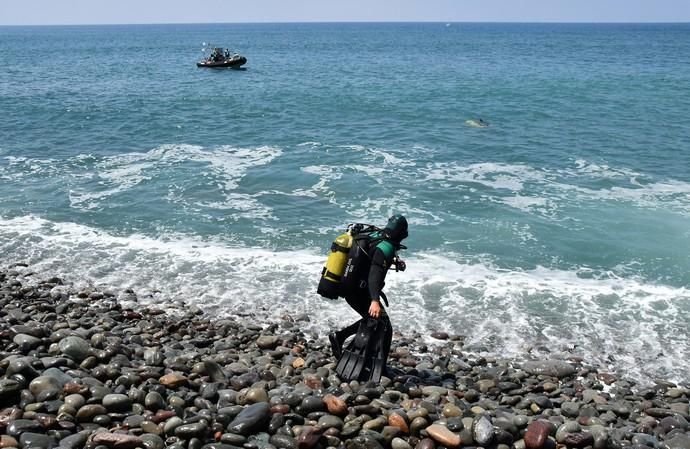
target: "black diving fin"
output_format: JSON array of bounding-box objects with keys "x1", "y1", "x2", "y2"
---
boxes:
[{"x1": 335, "y1": 317, "x2": 389, "y2": 383}]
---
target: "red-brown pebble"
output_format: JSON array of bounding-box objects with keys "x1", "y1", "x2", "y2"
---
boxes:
[
  {"x1": 270, "y1": 404, "x2": 290, "y2": 415},
  {"x1": 525, "y1": 420, "x2": 552, "y2": 449},
  {"x1": 91, "y1": 432, "x2": 143, "y2": 449},
  {"x1": 151, "y1": 410, "x2": 176, "y2": 424},
  {"x1": 0, "y1": 435, "x2": 19, "y2": 448},
  {"x1": 426, "y1": 424, "x2": 461, "y2": 448},
  {"x1": 63, "y1": 382, "x2": 88, "y2": 395},
  {"x1": 388, "y1": 413, "x2": 410, "y2": 433},
  {"x1": 297, "y1": 425, "x2": 322, "y2": 449},
  {"x1": 159, "y1": 373, "x2": 188, "y2": 388},
  {"x1": 323, "y1": 394, "x2": 348, "y2": 416}
]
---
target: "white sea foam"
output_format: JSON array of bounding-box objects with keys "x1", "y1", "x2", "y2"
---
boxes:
[
  {"x1": 422, "y1": 162, "x2": 546, "y2": 192},
  {"x1": 2, "y1": 214, "x2": 689, "y2": 386},
  {"x1": 66, "y1": 144, "x2": 282, "y2": 211},
  {"x1": 419, "y1": 159, "x2": 690, "y2": 216}
]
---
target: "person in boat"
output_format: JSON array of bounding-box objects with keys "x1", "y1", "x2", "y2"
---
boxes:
[
  {"x1": 329, "y1": 214, "x2": 408, "y2": 381},
  {"x1": 224, "y1": 49, "x2": 230, "y2": 59}
]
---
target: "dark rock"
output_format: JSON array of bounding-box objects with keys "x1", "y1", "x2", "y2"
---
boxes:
[
  {"x1": 227, "y1": 402, "x2": 270, "y2": 436},
  {"x1": 175, "y1": 421, "x2": 209, "y2": 439},
  {"x1": 522, "y1": 360, "x2": 576, "y2": 378},
  {"x1": 19, "y1": 432, "x2": 57, "y2": 449},
  {"x1": 58, "y1": 336, "x2": 92, "y2": 362},
  {"x1": 473, "y1": 416, "x2": 494, "y2": 446},
  {"x1": 7, "y1": 418, "x2": 44, "y2": 436},
  {"x1": 430, "y1": 332, "x2": 449, "y2": 340},
  {"x1": 102, "y1": 393, "x2": 132, "y2": 412},
  {"x1": 270, "y1": 434, "x2": 298, "y2": 449},
  {"x1": 563, "y1": 432, "x2": 594, "y2": 448},
  {"x1": 345, "y1": 434, "x2": 385, "y2": 449},
  {"x1": 140, "y1": 434, "x2": 165, "y2": 449},
  {"x1": 58, "y1": 432, "x2": 89, "y2": 449}
]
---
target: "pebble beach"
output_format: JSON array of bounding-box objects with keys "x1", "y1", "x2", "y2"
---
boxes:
[{"x1": 1, "y1": 265, "x2": 689, "y2": 449}]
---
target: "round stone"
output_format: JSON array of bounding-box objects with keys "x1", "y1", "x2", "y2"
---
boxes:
[
  {"x1": 102, "y1": 393, "x2": 132, "y2": 412},
  {"x1": 426, "y1": 424, "x2": 461, "y2": 448},
  {"x1": 245, "y1": 387, "x2": 268, "y2": 404},
  {"x1": 58, "y1": 336, "x2": 92, "y2": 362}
]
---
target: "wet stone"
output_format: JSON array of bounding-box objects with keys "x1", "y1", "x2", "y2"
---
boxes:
[
  {"x1": 414, "y1": 438, "x2": 435, "y2": 449},
  {"x1": 245, "y1": 388, "x2": 268, "y2": 404},
  {"x1": 227, "y1": 402, "x2": 270, "y2": 436},
  {"x1": 561, "y1": 401, "x2": 581, "y2": 418},
  {"x1": 92, "y1": 432, "x2": 144, "y2": 449},
  {"x1": 159, "y1": 373, "x2": 188, "y2": 388},
  {"x1": 76, "y1": 404, "x2": 108, "y2": 421},
  {"x1": 145, "y1": 391, "x2": 166, "y2": 411},
  {"x1": 430, "y1": 332, "x2": 449, "y2": 340},
  {"x1": 29, "y1": 376, "x2": 62, "y2": 400},
  {"x1": 18, "y1": 432, "x2": 56, "y2": 449},
  {"x1": 164, "y1": 417, "x2": 184, "y2": 435},
  {"x1": 175, "y1": 421, "x2": 209, "y2": 439},
  {"x1": 427, "y1": 424, "x2": 462, "y2": 448},
  {"x1": 0, "y1": 435, "x2": 19, "y2": 448},
  {"x1": 388, "y1": 413, "x2": 409, "y2": 433},
  {"x1": 664, "y1": 434, "x2": 690, "y2": 449},
  {"x1": 7, "y1": 419, "x2": 44, "y2": 436},
  {"x1": 13, "y1": 333, "x2": 42, "y2": 352},
  {"x1": 144, "y1": 348, "x2": 164, "y2": 366},
  {"x1": 102, "y1": 393, "x2": 132, "y2": 412},
  {"x1": 410, "y1": 417, "x2": 428, "y2": 436},
  {"x1": 299, "y1": 397, "x2": 325, "y2": 414},
  {"x1": 563, "y1": 432, "x2": 594, "y2": 448},
  {"x1": 297, "y1": 426, "x2": 322, "y2": 449},
  {"x1": 269, "y1": 434, "x2": 298, "y2": 449},
  {"x1": 473, "y1": 416, "x2": 494, "y2": 446},
  {"x1": 0, "y1": 379, "x2": 22, "y2": 399},
  {"x1": 323, "y1": 394, "x2": 348, "y2": 416},
  {"x1": 220, "y1": 433, "x2": 246, "y2": 446},
  {"x1": 256, "y1": 336, "x2": 280, "y2": 350},
  {"x1": 318, "y1": 414, "x2": 344, "y2": 430},
  {"x1": 525, "y1": 420, "x2": 554, "y2": 449},
  {"x1": 141, "y1": 420, "x2": 162, "y2": 435},
  {"x1": 58, "y1": 432, "x2": 88, "y2": 449},
  {"x1": 345, "y1": 434, "x2": 385, "y2": 449},
  {"x1": 522, "y1": 360, "x2": 576, "y2": 378},
  {"x1": 140, "y1": 434, "x2": 165, "y2": 449},
  {"x1": 442, "y1": 404, "x2": 462, "y2": 418},
  {"x1": 391, "y1": 437, "x2": 413, "y2": 449},
  {"x1": 58, "y1": 336, "x2": 92, "y2": 362}
]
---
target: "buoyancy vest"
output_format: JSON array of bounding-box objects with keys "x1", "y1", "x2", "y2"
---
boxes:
[{"x1": 340, "y1": 232, "x2": 395, "y2": 297}]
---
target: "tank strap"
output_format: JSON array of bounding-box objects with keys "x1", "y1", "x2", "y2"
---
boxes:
[
  {"x1": 324, "y1": 269, "x2": 342, "y2": 281},
  {"x1": 331, "y1": 242, "x2": 350, "y2": 253}
]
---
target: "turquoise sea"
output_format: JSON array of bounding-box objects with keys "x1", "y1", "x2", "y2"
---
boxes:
[{"x1": 1, "y1": 23, "x2": 689, "y2": 385}]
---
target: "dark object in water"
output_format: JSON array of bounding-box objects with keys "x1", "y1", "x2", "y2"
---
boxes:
[{"x1": 197, "y1": 46, "x2": 247, "y2": 69}]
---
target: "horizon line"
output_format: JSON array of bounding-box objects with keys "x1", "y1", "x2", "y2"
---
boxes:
[{"x1": 2, "y1": 20, "x2": 690, "y2": 27}]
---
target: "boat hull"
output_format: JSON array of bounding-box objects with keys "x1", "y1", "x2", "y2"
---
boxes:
[{"x1": 197, "y1": 56, "x2": 247, "y2": 69}]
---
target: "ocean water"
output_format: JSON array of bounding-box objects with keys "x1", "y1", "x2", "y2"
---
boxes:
[{"x1": 1, "y1": 23, "x2": 689, "y2": 386}]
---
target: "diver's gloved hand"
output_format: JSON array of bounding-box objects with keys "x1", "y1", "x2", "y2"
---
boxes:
[
  {"x1": 368, "y1": 300, "x2": 382, "y2": 318},
  {"x1": 394, "y1": 258, "x2": 406, "y2": 272}
]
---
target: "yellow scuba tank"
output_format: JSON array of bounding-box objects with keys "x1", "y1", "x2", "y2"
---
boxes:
[{"x1": 317, "y1": 231, "x2": 354, "y2": 299}]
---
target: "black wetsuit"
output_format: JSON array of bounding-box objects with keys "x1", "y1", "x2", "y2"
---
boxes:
[{"x1": 334, "y1": 242, "x2": 395, "y2": 365}]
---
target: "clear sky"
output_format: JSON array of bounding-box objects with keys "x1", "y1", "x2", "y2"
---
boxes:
[{"x1": 1, "y1": 0, "x2": 689, "y2": 26}]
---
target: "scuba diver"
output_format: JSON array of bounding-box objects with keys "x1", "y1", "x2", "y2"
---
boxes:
[{"x1": 327, "y1": 214, "x2": 408, "y2": 382}]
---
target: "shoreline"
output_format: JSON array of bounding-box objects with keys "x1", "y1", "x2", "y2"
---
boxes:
[{"x1": 1, "y1": 265, "x2": 689, "y2": 449}]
